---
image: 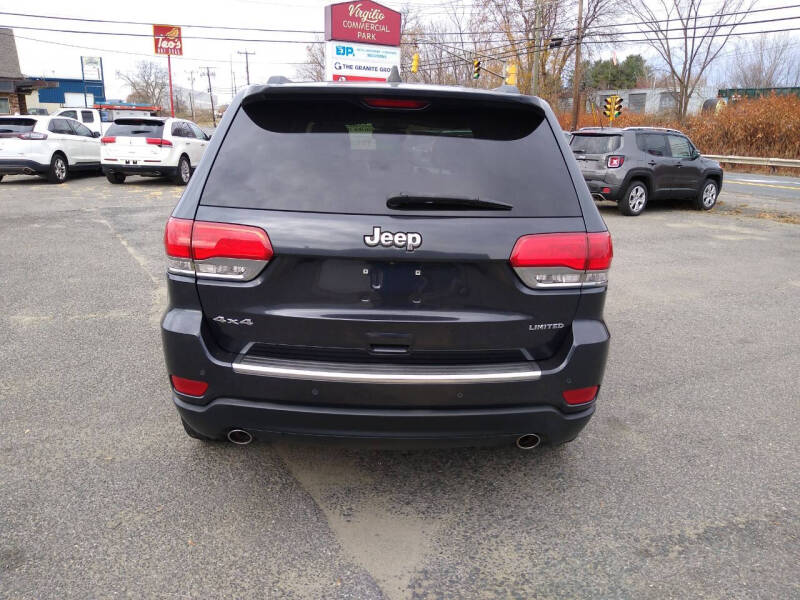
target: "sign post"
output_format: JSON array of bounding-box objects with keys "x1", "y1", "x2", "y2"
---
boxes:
[
  {"x1": 153, "y1": 25, "x2": 183, "y2": 117},
  {"x1": 324, "y1": 1, "x2": 401, "y2": 82}
]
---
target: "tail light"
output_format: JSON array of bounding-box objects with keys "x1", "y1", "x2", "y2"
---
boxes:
[
  {"x1": 100, "y1": 136, "x2": 116, "y2": 144},
  {"x1": 164, "y1": 217, "x2": 273, "y2": 281},
  {"x1": 170, "y1": 375, "x2": 208, "y2": 397},
  {"x1": 607, "y1": 155, "x2": 624, "y2": 168},
  {"x1": 146, "y1": 138, "x2": 173, "y2": 147},
  {"x1": 563, "y1": 386, "x2": 599, "y2": 405},
  {"x1": 17, "y1": 132, "x2": 48, "y2": 140},
  {"x1": 510, "y1": 231, "x2": 613, "y2": 289}
]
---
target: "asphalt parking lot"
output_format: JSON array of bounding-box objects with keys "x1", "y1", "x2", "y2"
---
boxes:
[{"x1": 1, "y1": 173, "x2": 798, "y2": 599}]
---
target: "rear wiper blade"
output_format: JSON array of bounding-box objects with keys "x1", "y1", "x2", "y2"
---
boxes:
[{"x1": 387, "y1": 194, "x2": 512, "y2": 211}]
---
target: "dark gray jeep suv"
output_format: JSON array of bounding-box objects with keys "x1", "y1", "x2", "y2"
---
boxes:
[
  {"x1": 570, "y1": 127, "x2": 723, "y2": 216},
  {"x1": 161, "y1": 80, "x2": 612, "y2": 449}
]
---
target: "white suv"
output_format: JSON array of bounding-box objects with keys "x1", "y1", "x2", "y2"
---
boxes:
[
  {"x1": 100, "y1": 117, "x2": 210, "y2": 185},
  {"x1": 0, "y1": 115, "x2": 102, "y2": 183}
]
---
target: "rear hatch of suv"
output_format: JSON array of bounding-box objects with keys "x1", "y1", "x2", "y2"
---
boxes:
[
  {"x1": 102, "y1": 118, "x2": 170, "y2": 163},
  {"x1": 570, "y1": 132, "x2": 622, "y2": 180},
  {"x1": 186, "y1": 88, "x2": 597, "y2": 368},
  {"x1": 0, "y1": 118, "x2": 41, "y2": 159}
]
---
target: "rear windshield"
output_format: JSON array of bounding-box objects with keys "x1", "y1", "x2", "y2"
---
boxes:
[
  {"x1": 106, "y1": 119, "x2": 165, "y2": 137},
  {"x1": 201, "y1": 95, "x2": 580, "y2": 217},
  {"x1": 0, "y1": 118, "x2": 36, "y2": 134},
  {"x1": 570, "y1": 134, "x2": 621, "y2": 154}
]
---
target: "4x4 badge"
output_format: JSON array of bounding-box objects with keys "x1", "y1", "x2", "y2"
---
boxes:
[
  {"x1": 213, "y1": 316, "x2": 253, "y2": 326},
  {"x1": 364, "y1": 226, "x2": 422, "y2": 252}
]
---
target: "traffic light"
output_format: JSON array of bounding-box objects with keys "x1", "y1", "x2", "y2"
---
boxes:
[
  {"x1": 411, "y1": 53, "x2": 420, "y2": 74},
  {"x1": 603, "y1": 95, "x2": 623, "y2": 121},
  {"x1": 473, "y1": 59, "x2": 481, "y2": 80},
  {"x1": 505, "y1": 62, "x2": 518, "y2": 86},
  {"x1": 603, "y1": 96, "x2": 614, "y2": 118}
]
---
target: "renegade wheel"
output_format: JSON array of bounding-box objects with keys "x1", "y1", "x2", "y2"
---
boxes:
[
  {"x1": 695, "y1": 179, "x2": 718, "y2": 211},
  {"x1": 619, "y1": 181, "x2": 647, "y2": 216},
  {"x1": 106, "y1": 172, "x2": 126, "y2": 184},
  {"x1": 181, "y1": 419, "x2": 217, "y2": 442},
  {"x1": 174, "y1": 155, "x2": 191, "y2": 186},
  {"x1": 47, "y1": 153, "x2": 68, "y2": 184}
]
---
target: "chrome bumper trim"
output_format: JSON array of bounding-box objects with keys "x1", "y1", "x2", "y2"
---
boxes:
[{"x1": 233, "y1": 355, "x2": 542, "y2": 384}]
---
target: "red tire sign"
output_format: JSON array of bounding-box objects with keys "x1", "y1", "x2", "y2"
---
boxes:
[{"x1": 153, "y1": 25, "x2": 183, "y2": 56}]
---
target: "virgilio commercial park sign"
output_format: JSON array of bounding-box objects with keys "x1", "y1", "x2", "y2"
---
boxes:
[{"x1": 324, "y1": 1, "x2": 402, "y2": 82}]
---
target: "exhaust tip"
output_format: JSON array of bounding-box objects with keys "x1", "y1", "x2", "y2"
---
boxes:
[
  {"x1": 516, "y1": 433, "x2": 541, "y2": 450},
  {"x1": 227, "y1": 429, "x2": 253, "y2": 445}
]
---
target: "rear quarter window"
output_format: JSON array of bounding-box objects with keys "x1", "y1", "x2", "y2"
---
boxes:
[
  {"x1": 570, "y1": 134, "x2": 621, "y2": 154},
  {"x1": 200, "y1": 94, "x2": 581, "y2": 217}
]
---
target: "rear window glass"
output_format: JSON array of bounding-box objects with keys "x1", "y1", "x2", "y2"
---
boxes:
[
  {"x1": 106, "y1": 119, "x2": 165, "y2": 137},
  {"x1": 0, "y1": 118, "x2": 36, "y2": 134},
  {"x1": 570, "y1": 134, "x2": 621, "y2": 154},
  {"x1": 201, "y1": 95, "x2": 580, "y2": 217}
]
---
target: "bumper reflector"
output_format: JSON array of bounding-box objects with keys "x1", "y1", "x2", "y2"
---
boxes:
[
  {"x1": 170, "y1": 375, "x2": 209, "y2": 397},
  {"x1": 563, "y1": 386, "x2": 599, "y2": 405}
]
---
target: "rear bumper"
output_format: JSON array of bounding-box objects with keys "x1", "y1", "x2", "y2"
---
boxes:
[
  {"x1": 0, "y1": 159, "x2": 48, "y2": 175},
  {"x1": 102, "y1": 163, "x2": 177, "y2": 177},
  {"x1": 175, "y1": 395, "x2": 595, "y2": 445},
  {"x1": 162, "y1": 308, "x2": 610, "y2": 444},
  {"x1": 584, "y1": 178, "x2": 622, "y2": 202}
]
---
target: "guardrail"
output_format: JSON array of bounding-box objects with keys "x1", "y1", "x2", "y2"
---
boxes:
[{"x1": 704, "y1": 155, "x2": 800, "y2": 169}]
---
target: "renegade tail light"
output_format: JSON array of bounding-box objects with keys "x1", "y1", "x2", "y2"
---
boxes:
[
  {"x1": 17, "y1": 132, "x2": 48, "y2": 140},
  {"x1": 563, "y1": 386, "x2": 599, "y2": 405},
  {"x1": 146, "y1": 138, "x2": 173, "y2": 147},
  {"x1": 510, "y1": 231, "x2": 612, "y2": 289},
  {"x1": 362, "y1": 97, "x2": 430, "y2": 110},
  {"x1": 170, "y1": 375, "x2": 208, "y2": 397},
  {"x1": 607, "y1": 155, "x2": 624, "y2": 168},
  {"x1": 100, "y1": 136, "x2": 116, "y2": 144},
  {"x1": 164, "y1": 217, "x2": 272, "y2": 281}
]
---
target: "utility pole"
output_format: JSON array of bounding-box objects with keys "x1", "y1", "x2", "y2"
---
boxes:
[
  {"x1": 531, "y1": 0, "x2": 541, "y2": 96},
  {"x1": 237, "y1": 50, "x2": 255, "y2": 85},
  {"x1": 230, "y1": 56, "x2": 237, "y2": 96},
  {"x1": 570, "y1": 0, "x2": 584, "y2": 130},
  {"x1": 188, "y1": 70, "x2": 196, "y2": 122},
  {"x1": 201, "y1": 67, "x2": 216, "y2": 127}
]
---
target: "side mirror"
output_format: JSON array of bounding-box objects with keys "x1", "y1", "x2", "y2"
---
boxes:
[
  {"x1": 204, "y1": 133, "x2": 211, "y2": 141},
  {"x1": 93, "y1": 131, "x2": 101, "y2": 138}
]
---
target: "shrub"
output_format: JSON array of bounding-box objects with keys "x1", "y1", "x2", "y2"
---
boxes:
[{"x1": 556, "y1": 94, "x2": 800, "y2": 158}]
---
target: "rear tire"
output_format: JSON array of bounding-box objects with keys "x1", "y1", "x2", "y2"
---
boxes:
[
  {"x1": 695, "y1": 179, "x2": 718, "y2": 211},
  {"x1": 618, "y1": 181, "x2": 648, "y2": 216},
  {"x1": 173, "y1": 155, "x2": 191, "y2": 186},
  {"x1": 181, "y1": 419, "x2": 217, "y2": 442},
  {"x1": 106, "y1": 172, "x2": 126, "y2": 184},
  {"x1": 0, "y1": 175, "x2": 4, "y2": 183},
  {"x1": 47, "y1": 153, "x2": 68, "y2": 184}
]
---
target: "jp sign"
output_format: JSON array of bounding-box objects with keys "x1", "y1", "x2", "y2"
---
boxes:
[
  {"x1": 153, "y1": 24, "x2": 183, "y2": 56},
  {"x1": 325, "y1": 1, "x2": 402, "y2": 47}
]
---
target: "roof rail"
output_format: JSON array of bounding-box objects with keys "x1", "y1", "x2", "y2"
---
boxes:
[
  {"x1": 493, "y1": 84, "x2": 520, "y2": 94},
  {"x1": 266, "y1": 75, "x2": 292, "y2": 85}
]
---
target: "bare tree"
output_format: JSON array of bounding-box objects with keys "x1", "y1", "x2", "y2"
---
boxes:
[
  {"x1": 117, "y1": 61, "x2": 169, "y2": 108},
  {"x1": 295, "y1": 42, "x2": 325, "y2": 81},
  {"x1": 725, "y1": 34, "x2": 800, "y2": 88},
  {"x1": 626, "y1": 0, "x2": 753, "y2": 119}
]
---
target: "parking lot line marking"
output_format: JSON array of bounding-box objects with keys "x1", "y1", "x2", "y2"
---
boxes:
[{"x1": 725, "y1": 180, "x2": 800, "y2": 191}]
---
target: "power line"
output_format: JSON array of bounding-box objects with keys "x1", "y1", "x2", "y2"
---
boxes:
[{"x1": 2, "y1": 3, "x2": 799, "y2": 38}]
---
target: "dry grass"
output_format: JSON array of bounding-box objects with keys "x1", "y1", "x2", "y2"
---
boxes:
[{"x1": 557, "y1": 94, "x2": 800, "y2": 159}]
